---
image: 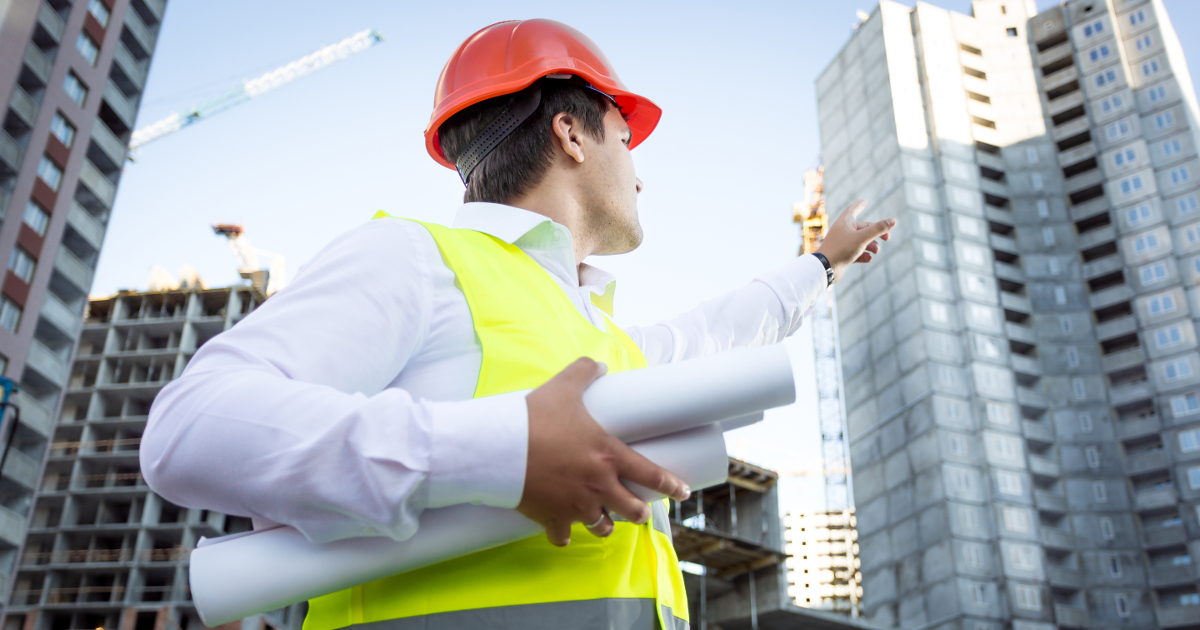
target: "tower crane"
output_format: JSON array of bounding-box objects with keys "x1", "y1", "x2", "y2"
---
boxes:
[
  {"x1": 129, "y1": 29, "x2": 384, "y2": 152},
  {"x1": 212, "y1": 224, "x2": 287, "y2": 295}
]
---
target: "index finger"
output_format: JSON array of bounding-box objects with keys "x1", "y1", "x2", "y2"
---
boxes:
[{"x1": 843, "y1": 200, "x2": 867, "y2": 221}]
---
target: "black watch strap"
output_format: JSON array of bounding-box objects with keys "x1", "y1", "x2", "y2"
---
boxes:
[{"x1": 813, "y1": 252, "x2": 835, "y2": 287}]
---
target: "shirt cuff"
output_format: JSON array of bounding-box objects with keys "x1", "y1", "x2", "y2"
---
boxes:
[
  {"x1": 755, "y1": 254, "x2": 829, "y2": 318},
  {"x1": 426, "y1": 393, "x2": 528, "y2": 510}
]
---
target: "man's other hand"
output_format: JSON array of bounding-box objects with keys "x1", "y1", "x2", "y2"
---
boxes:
[
  {"x1": 519, "y1": 358, "x2": 692, "y2": 547},
  {"x1": 815, "y1": 200, "x2": 896, "y2": 283}
]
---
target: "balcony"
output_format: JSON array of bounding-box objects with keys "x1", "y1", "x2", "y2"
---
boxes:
[
  {"x1": 1023, "y1": 419, "x2": 1055, "y2": 445},
  {"x1": 1134, "y1": 486, "x2": 1177, "y2": 511},
  {"x1": 977, "y1": 151, "x2": 1006, "y2": 174},
  {"x1": 1029, "y1": 454, "x2": 1060, "y2": 479},
  {"x1": 142, "y1": 0, "x2": 166, "y2": 21},
  {"x1": 40, "y1": 291, "x2": 82, "y2": 339},
  {"x1": 0, "y1": 131, "x2": 21, "y2": 172},
  {"x1": 14, "y1": 391, "x2": 51, "y2": 438},
  {"x1": 26, "y1": 340, "x2": 68, "y2": 387},
  {"x1": 1143, "y1": 526, "x2": 1186, "y2": 548},
  {"x1": 1035, "y1": 490, "x2": 1066, "y2": 514},
  {"x1": 1059, "y1": 141, "x2": 1098, "y2": 170},
  {"x1": 1096, "y1": 315, "x2": 1138, "y2": 341},
  {"x1": 102, "y1": 80, "x2": 137, "y2": 130},
  {"x1": 1053, "y1": 116, "x2": 1091, "y2": 143},
  {"x1": 78, "y1": 159, "x2": 116, "y2": 209},
  {"x1": 1017, "y1": 386, "x2": 1048, "y2": 411},
  {"x1": 90, "y1": 118, "x2": 128, "y2": 165},
  {"x1": 67, "y1": 200, "x2": 106, "y2": 250},
  {"x1": 1011, "y1": 354, "x2": 1043, "y2": 379},
  {"x1": 1065, "y1": 169, "x2": 1105, "y2": 194},
  {"x1": 1103, "y1": 347, "x2": 1145, "y2": 374},
  {"x1": 1047, "y1": 89, "x2": 1085, "y2": 117},
  {"x1": 1084, "y1": 254, "x2": 1124, "y2": 281},
  {"x1": 1037, "y1": 39, "x2": 1072, "y2": 67},
  {"x1": 1047, "y1": 566, "x2": 1082, "y2": 589},
  {"x1": 1000, "y1": 292, "x2": 1032, "y2": 315},
  {"x1": 1089, "y1": 284, "x2": 1135, "y2": 311},
  {"x1": 1040, "y1": 527, "x2": 1073, "y2": 550},
  {"x1": 8, "y1": 87, "x2": 36, "y2": 127},
  {"x1": 1077, "y1": 224, "x2": 1116, "y2": 251},
  {"x1": 36, "y1": 2, "x2": 65, "y2": 41},
  {"x1": 1043, "y1": 65, "x2": 1080, "y2": 93},
  {"x1": 112, "y1": 42, "x2": 147, "y2": 93},
  {"x1": 1125, "y1": 449, "x2": 1170, "y2": 475},
  {"x1": 1158, "y1": 606, "x2": 1200, "y2": 628},
  {"x1": 1005, "y1": 322, "x2": 1037, "y2": 346},
  {"x1": 1116, "y1": 415, "x2": 1161, "y2": 441},
  {"x1": 1109, "y1": 381, "x2": 1155, "y2": 408},
  {"x1": 994, "y1": 261, "x2": 1025, "y2": 285},
  {"x1": 123, "y1": 6, "x2": 158, "y2": 54},
  {"x1": 1150, "y1": 564, "x2": 1196, "y2": 588},
  {"x1": 0, "y1": 505, "x2": 25, "y2": 547},
  {"x1": 1054, "y1": 604, "x2": 1089, "y2": 628},
  {"x1": 2, "y1": 449, "x2": 40, "y2": 489},
  {"x1": 54, "y1": 246, "x2": 95, "y2": 294},
  {"x1": 22, "y1": 45, "x2": 52, "y2": 86}
]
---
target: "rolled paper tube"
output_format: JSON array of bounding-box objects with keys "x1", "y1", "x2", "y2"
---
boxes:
[{"x1": 190, "y1": 424, "x2": 730, "y2": 626}]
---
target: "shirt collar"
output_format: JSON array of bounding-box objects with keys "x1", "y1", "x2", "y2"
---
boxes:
[{"x1": 452, "y1": 202, "x2": 618, "y2": 311}]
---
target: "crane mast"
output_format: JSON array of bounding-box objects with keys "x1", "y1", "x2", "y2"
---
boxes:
[
  {"x1": 213, "y1": 224, "x2": 286, "y2": 295},
  {"x1": 129, "y1": 29, "x2": 384, "y2": 152}
]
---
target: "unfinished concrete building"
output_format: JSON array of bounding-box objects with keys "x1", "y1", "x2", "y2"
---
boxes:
[
  {"x1": 0, "y1": 0, "x2": 167, "y2": 601},
  {"x1": 783, "y1": 510, "x2": 862, "y2": 615},
  {"x1": 1, "y1": 285, "x2": 303, "y2": 630},
  {"x1": 817, "y1": 0, "x2": 1200, "y2": 628}
]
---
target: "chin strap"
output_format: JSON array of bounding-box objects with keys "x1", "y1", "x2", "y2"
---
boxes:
[{"x1": 455, "y1": 86, "x2": 543, "y2": 185}]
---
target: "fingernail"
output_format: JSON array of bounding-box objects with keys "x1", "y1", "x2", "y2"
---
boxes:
[
  {"x1": 680, "y1": 484, "x2": 691, "y2": 496},
  {"x1": 887, "y1": 218, "x2": 896, "y2": 227},
  {"x1": 596, "y1": 362, "x2": 608, "y2": 375}
]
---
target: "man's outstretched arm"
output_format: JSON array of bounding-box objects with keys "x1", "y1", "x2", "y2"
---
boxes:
[{"x1": 628, "y1": 201, "x2": 894, "y2": 364}]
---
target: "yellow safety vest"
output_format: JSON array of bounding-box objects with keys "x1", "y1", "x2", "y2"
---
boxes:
[{"x1": 302, "y1": 215, "x2": 689, "y2": 630}]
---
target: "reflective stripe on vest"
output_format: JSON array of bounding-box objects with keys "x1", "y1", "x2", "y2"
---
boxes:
[{"x1": 302, "y1": 216, "x2": 689, "y2": 630}]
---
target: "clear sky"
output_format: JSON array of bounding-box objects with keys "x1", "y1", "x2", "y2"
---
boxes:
[{"x1": 100, "y1": 0, "x2": 1200, "y2": 513}]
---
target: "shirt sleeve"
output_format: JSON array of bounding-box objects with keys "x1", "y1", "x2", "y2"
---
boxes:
[
  {"x1": 626, "y1": 254, "x2": 828, "y2": 366},
  {"x1": 141, "y1": 219, "x2": 528, "y2": 544}
]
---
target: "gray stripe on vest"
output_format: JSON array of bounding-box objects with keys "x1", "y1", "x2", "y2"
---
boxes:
[
  {"x1": 345, "y1": 598, "x2": 669, "y2": 630},
  {"x1": 660, "y1": 605, "x2": 689, "y2": 630},
  {"x1": 609, "y1": 502, "x2": 672, "y2": 538}
]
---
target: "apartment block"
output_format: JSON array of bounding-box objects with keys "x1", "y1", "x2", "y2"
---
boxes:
[
  {"x1": 817, "y1": 0, "x2": 1200, "y2": 628},
  {"x1": 0, "y1": 0, "x2": 166, "y2": 602},
  {"x1": 784, "y1": 510, "x2": 862, "y2": 615},
  {"x1": 2, "y1": 284, "x2": 303, "y2": 630}
]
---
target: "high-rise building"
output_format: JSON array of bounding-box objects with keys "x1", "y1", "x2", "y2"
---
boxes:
[
  {"x1": 784, "y1": 509, "x2": 862, "y2": 615},
  {"x1": 2, "y1": 283, "x2": 303, "y2": 630},
  {"x1": 817, "y1": 0, "x2": 1200, "y2": 628},
  {"x1": 0, "y1": 0, "x2": 166, "y2": 604}
]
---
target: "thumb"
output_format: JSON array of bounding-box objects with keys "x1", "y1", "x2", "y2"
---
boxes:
[{"x1": 554, "y1": 357, "x2": 608, "y2": 392}]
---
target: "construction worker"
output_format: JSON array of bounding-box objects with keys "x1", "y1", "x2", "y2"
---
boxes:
[{"x1": 142, "y1": 19, "x2": 894, "y2": 630}]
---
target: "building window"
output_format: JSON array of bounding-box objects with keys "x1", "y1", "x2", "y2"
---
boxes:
[
  {"x1": 23, "y1": 201, "x2": 49, "y2": 236},
  {"x1": 1074, "y1": 378, "x2": 1087, "y2": 400},
  {"x1": 1061, "y1": 316, "x2": 1073, "y2": 334},
  {"x1": 1101, "y1": 94, "x2": 1124, "y2": 113},
  {"x1": 1156, "y1": 326, "x2": 1184, "y2": 349},
  {"x1": 1164, "y1": 358, "x2": 1192, "y2": 382},
  {"x1": 930, "y1": 302, "x2": 949, "y2": 323},
  {"x1": 1189, "y1": 466, "x2": 1200, "y2": 489},
  {"x1": 1089, "y1": 44, "x2": 1111, "y2": 62},
  {"x1": 1031, "y1": 172, "x2": 1044, "y2": 191},
  {"x1": 993, "y1": 436, "x2": 1017, "y2": 460},
  {"x1": 1148, "y1": 293, "x2": 1177, "y2": 315},
  {"x1": 1006, "y1": 27, "x2": 1018, "y2": 37},
  {"x1": 969, "y1": 304, "x2": 992, "y2": 326},
  {"x1": 997, "y1": 471, "x2": 1023, "y2": 496},
  {"x1": 1133, "y1": 233, "x2": 1159, "y2": 253},
  {"x1": 1142, "y1": 60, "x2": 1161, "y2": 77},
  {"x1": 1014, "y1": 584, "x2": 1041, "y2": 610},
  {"x1": 1136, "y1": 34, "x2": 1153, "y2": 50},
  {"x1": 1003, "y1": 507, "x2": 1030, "y2": 532},
  {"x1": 1130, "y1": 10, "x2": 1145, "y2": 25},
  {"x1": 1173, "y1": 394, "x2": 1200, "y2": 417},
  {"x1": 1080, "y1": 412, "x2": 1094, "y2": 432},
  {"x1": 1183, "y1": 593, "x2": 1200, "y2": 606},
  {"x1": 1049, "y1": 257, "x2": 1062, "y2": 275},
  {"x1": 1026, "y1": 147, "x2": 1039, "y2": 164},
  {"x1": 951, "y1": 435, "x2": 967, "y2": 455},
  {"x1": 922, "y1": 242, "x2": 941, "y2": 263},
  {"x1": 49, "y1": 113, "x2": 75, "y2": 147},
  {"x1": 1093, "y1": 481, "x2": 1108, "y2": 503},
  {"x1": 87, "y1": 0, "x2": 110, "y2": 26},
  {"x1": 1067, "y1": 346, "x2": 1079, "y2": 367},
  {"x1": 1140, "y1": 262, "x2": 1168, "y2": 285},
  {"x1": 1170, "y1": 167, "x2": 1191, "y2": 185},
  {"x1": 1037, "y1": 199, "x2": 1050, "y2": 218},
  {"x1": 36, "y1": 156, "x2": 62, "y2": 191},
  {"x1": 1163, "y1": 139, "x2": 1182, "y2": 157},
  {"x1": 918, "y1": 213, "x2": 936, "y2": 233},
  {"x1": 1055, "y1": 286, "x2": 1068, "y2": 305},
  {"x1": 1114, "y1": 148, "x2": 1136, "y2": 166},
  {"x1": 1086, "y1": 446, "x2": 1101, "y2": 468},
  {"x1": 1116, "y1": 593, "x2": 1130, "y2": 617},
  {"x1": 1100, "y1": 516, "x2": 1116, "y2": 540},
  {"x1": 1179, "y1": 428, "x2": 1200, "y2": 452},
  {"x1": 0, "y1": 298, "x2": 21, "y2": 334},
  {"x1": 7, "y1": 248, "x2": 35, "y2": 284},
  {"x1": 1180, "y1": 195, "x2": 1198, "y2": 215},
  {"x1": 1127, "y1": 203, "x2": 1151, "y2": 225},
  {"x1": 1149, "y1": 85, "x2": 1167, "y2": 103},
  {"x1": 75, "y1": 32, "x2": 99, "y2": 66},
  {"x1": 1106, "y1": 120, "x2": 1131, "y2": 140},
  {"x1": 1083, "y1": 20, "x2": 1105, "y2": 37},
  {"x1": 63, "y1": 72, "x2": 87, "y2": 106},
  {"x1": 970, "y1": 583, "x2": 987, "y2": 607},
  {"x1": 1095, "y1": 69, "x2": 1118, "y2": 87},
  {"x1": 1187, "y1": 227, "x2": 1200, "y2": 246},
  {"x1": 1011, "y1": 547, "x2": 1036, "y2": 570},
  {"x1": 1109, "y1": 555, "x2": 1123, "y2": 577},
  {"x1": 1119, "y1": 175, "x2": 1144, "y2": 196},
  {"x1": 1042, "y1": 227, "x2": 1055, "y2": 246},
  {"x1": 955, "y1": 469, "x2": 972, "y2": 490},
  {"x1": 987, "y1": 402, "x2": 1011, "y2": 425},
  {"x1": 964, "y1": 544, "x2": 983, "y2": 567},
  {"x1": 960, "y1": 506, "x2": 978, "y2": 530},
  {"x1": 1156, "y1": 112, "x2": 1175, "y2": 129}
]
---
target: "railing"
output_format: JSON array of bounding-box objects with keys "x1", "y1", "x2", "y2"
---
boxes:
[
  {"x1": 0, "y1": 505, "x2": 27, "y2": 547},
  {"x1": 0, "y1": 130, "x2": 23, "y2": 172},
  {"x1": 1134, "y1": 486, "x2": 1177, "y2": 511},
  {"x1": 122, "y1": 5, "x2": 158, "y2": 52},
  {"x1": 36, "y1": 3, "x2": 65, "y2": 41},
  {"x1": 111, "y1": 41, "x2": 147, "y2": 91},
  {"x1": 40, "y1": 291, "x2": 84, "y2": 339},
  {"x1": 26, "y1": 340, "x2": 69, "y2": 387},
  {"x1": 22, "y1": 45, "x2": 53, "y2": 85},
  {"x1": 54, "y1": 245, "x2": 96, "y2": 294},
  {"x1": 42, "y1": 470, "x2": 146, "y2": 492},
  {"x1": 50, "y1": 437, "x2": 141, "y2": 457},
  {"x1": 78, "y1": 159, "x2": 116, "y2": 208},
  {"x1": 1116, "y1": 415, "x2": 1161, "y2": 441},
  {"x1": 90, "y1": 117, "x2": 128, "y2": 165},
  {"x1": 102, "y1": 79, "x2": 137, "y2": 128},
  {"x1": 20, "y1": 546, "x2": 191, "y2": 566},
  {"x1": 8, "y1": 86, "x2": 37, "y2": 126},
  {"x1": 1040, "y1": 527, "x2": 1073, "y2": 549}
]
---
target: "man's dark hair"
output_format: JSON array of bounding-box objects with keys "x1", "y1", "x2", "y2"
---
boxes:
[{"x1": 439, "y1": 79, "x2": 612, "y2": 204}]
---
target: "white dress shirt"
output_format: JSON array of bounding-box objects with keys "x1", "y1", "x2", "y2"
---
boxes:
[{"x1": 141, "y1": 203, "x2": 827, "y2": 544}]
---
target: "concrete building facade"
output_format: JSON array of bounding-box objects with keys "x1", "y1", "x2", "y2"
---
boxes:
[
  {"x1": 817, "y1": 0, "x2": 1200, "y2": 628},
  {"x1": 0, "y1": 0, "x2": 166, "y2": 602},
  {"x1": 2, "y1": 285, "x2": 302, "y2": 630}
]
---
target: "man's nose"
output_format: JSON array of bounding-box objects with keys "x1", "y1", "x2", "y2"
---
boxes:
[{"x1": 635, "y1": 178, "x2": 643, "y2": 194}]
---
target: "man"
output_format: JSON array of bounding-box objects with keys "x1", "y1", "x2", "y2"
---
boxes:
[{"x1": 143, "y1": 18, "x2": 893, "y2": 630}]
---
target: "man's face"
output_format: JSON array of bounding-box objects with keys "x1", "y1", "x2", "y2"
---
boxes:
[{"x1": 580, "y1": 105, "x2": 644, "y2": 255}]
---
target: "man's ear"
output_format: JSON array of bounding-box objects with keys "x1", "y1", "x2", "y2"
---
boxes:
[{"x1": 551, "y1": 112, "x2": 586, "y2": 164}]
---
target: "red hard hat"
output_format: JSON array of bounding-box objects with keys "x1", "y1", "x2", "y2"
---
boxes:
[{"x1": 425, "y1": 19, "x2": 662, "y2": 169}]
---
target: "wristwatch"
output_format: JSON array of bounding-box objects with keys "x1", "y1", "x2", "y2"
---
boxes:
[{"x1": 813, "y1": 253, "x2": 835, "y2": 287}]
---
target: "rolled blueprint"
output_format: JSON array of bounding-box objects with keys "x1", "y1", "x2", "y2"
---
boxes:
[
  {"x1": 190, "y1": 342, "x2": 796, "y2": 625},
  {"x1": 191, "y1": 424, "x2": 730, "y2": 625}
]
